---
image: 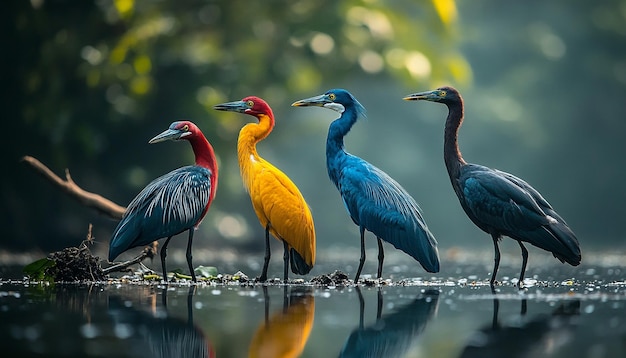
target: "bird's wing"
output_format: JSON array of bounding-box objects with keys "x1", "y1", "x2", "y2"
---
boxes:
[
  {"x1": 493, "y1": 169, "x2": 568, "y2": 223},
  {"x1": 249, "y1": 160, "x2": 316, "y2": 267},
  {"x1": 338, "y1": 158, "x2": 439, "y2": 272},
  {"x1": 459, "y1": 164, "x2": 580, "y2": 264},
  {"x1": 109, "y1": 166, "x2": 212, "y2": 260},
  {"x1": 459, "y1": 165, "x2": 552, "y2": 232}
]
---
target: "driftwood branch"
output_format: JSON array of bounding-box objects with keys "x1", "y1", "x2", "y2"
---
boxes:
[
  {"x1": 23, "y1": 155, "x2": 160, "y2": 277},
  {"x1": 21, "y1": 155, "x2": 126, "y2": 220},
  {"x1": 102, "y1": 243, "x2": 158, "y2": 275}
]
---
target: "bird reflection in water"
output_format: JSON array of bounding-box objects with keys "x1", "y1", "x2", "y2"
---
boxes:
[
  {"x1": 339, "y1": 287, "x2": 440, "y2": 357},
  {"x1": 108, "y1": 286, "x2": 214, "y2": 358},
  {"x1": 248, "y1": 286, "x2": 315, "y2": 358},
  {"x1": 459, "y1": 289, "x2": 580, "y2": 358}
]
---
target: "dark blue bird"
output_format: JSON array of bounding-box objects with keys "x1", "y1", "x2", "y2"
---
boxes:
[
  {"x1": 292, "y1": 89, "x2": 440, "y2": 283},
  {"x1": 108, "y1": 121, "x2": 219, "y2": 283},
  {"x1": 404, "y1": 86, "x2": 581, "y2": 287}
]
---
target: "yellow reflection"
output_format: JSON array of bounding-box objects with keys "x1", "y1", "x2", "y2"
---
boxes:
[{"x1": 248, "y1": 288, "x2": 315, "y2": 358}]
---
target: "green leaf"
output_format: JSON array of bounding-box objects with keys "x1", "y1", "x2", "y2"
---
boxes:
[
  {"x1": 195, "y1": 265, "x2": 218, "y2": 278},
  {"x1": 23, "y1": 258, "x2": 56, "y2": 280}
]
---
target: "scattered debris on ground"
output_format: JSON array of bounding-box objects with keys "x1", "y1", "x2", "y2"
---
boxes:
[
  {"x1": 46, "y1": 242, "x2": 105, "y2": 281},
  {"x1": 311, "y1": 270, "x2": 351, "y2": 286}
]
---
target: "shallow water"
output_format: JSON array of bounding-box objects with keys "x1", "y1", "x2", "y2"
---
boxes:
[{"x1": 1, "y1": 259, "x2": 625, "y2": 358}]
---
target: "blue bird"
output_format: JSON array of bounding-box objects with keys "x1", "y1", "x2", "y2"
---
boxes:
[
  {"x1": 292, "y1": 89, "x2": 440, "y2": 283},
  {"x1": 108, "y1": 121, "x2": 219, "y2": 283},
  {"x1": 404, "y1": 86, "x2": 581, "y2": 287},
  {"x1": 340, "y1": 288, "x2": 439, "y2": 358}
]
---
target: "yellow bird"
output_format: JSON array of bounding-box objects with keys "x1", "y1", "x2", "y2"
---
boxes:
[{"x1": 213, "y1": 96, "x2": 316, "y2": 282}]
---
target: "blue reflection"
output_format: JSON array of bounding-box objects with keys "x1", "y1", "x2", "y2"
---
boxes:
[{"x1": 339, "y1": 287, "x2": 439, "y2": 357}]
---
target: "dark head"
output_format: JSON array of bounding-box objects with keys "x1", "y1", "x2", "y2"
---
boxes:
[
  {"x1": 403, "y1": 86, "x2": 462, "y2": 105},
  {"x1": 149, "y1": 121, "x2": 202, "y2": 144},
  {"x1": 213, "y1": 96, "x2": 274, "y2": 119},
  {"x1": 291, "y1": 89, "x2": 366, "y2": 118}
]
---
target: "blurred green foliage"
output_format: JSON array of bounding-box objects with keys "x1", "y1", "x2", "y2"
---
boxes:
[
  {"x1": 4, "y1": 0, "x2": 465, "y2": 253},
  {"x1": 4, "y1": 0, "x2": 626, "y2": 262}
]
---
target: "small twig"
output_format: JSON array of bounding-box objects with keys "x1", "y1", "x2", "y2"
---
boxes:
[
  {"x1": 21, "y1": 155, "x2": 125, "y2": 220},
  {"x1": 102, "y1": 245, "x2": 157, "y2": 275}
]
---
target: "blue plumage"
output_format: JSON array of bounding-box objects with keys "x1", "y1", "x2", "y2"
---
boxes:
[
  {"x1": 108, "y1": 166, "x2": 212, "y2": 261},
  {"x1": 293, "y1": 89, "x2": 440, "y2": 283},
  {"x1": 404, "y1": 86, "x2": 581, "y2": 287}
]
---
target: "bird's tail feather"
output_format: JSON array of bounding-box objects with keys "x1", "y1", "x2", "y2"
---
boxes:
[
  {"x1": 395, "y1": 230, "x2": 440, "y2": 273},
  {"x1": 520, "y1": 223, "x2": 581, "y2": 266},
  {"x1": 108, "y1": 220, "x2": 137, "y2": 262},
  {"x1": 290, "y1": 248, "x2": 313, "y2": 275},
  {"x1": 546, "y1": 222, "x2": 581, "y2": 266}
]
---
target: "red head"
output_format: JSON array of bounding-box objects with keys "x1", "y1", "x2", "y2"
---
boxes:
[{"x1": 213, "y1": 96, "x2": 274, "y2": 121}]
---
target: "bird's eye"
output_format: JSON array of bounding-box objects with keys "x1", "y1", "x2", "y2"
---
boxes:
[
  {"x1": 328, "y1": 93, "x2": 336, "y2": 101},
  {"x1": 183, "y1": 124, "x2": 189, "y2": 131},
  {"x1": 246, "y1": 100, "x2": 254, "y2": 107},
  {"x1": 439, "y1": 91, "x2": 447, "y2": 97}
]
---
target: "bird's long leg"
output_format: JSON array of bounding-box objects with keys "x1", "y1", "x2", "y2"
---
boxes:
[
  {"x1": 186, "y1": 229, "x2": 197, "y2": 282},
  {"x1": 356, "y1": 286, "x2": 365, "y2": 329},
  {"x1": 517, "y1": 241, "x2": 529, "y2": 288},
  {"x1": 262, "y1": 286, "x2": 269, "y2": 324},
  {"x1": 354, "y1": 226, "x2": 367, "y2": 284},
  {"x1": 282, "y1": 240, "x2": 290, "y2": 284},
  {"x1": 187, "y1": 286, "x2": 196, "y2": 326},
  {"x1": 376, "y1": 287, "x2": 383, "y2": 320},
  {"x1": 492, "y1": 298, "x2": 500, "y2": 330},
  {"x1": 377, "y1": 237, "x2": 384, "y2": 279},
  {"x1": 489, "y1": 285, "x2": 500, "y2": 329},
  {"x1": 283, "y1": 285, "x2": 288, "y2": 312},
  {"x1": 259, "y1": 223, "x2": 271, "y2": 282},
  {"x1": 490, "y1": 233, "x2": 501, "y2": 287},
  {"x1": 160, "y1": 236, "x2": 174, "y2": 282}
]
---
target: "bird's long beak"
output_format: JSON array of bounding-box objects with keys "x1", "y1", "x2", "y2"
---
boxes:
[
  {"x1": 213, "y1": 100, "x2": 248, "y2": 113},
  {"x1": 148, "y1": 128, "x2": 188, "y2": 144},
  {"x1": 291, "y1": 94, "x2": 328, "y2": 107},
  {"x1": 402, "y1": 90, "x2": 438, "y2": 101}
]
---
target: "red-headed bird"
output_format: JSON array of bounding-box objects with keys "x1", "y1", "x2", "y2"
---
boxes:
[
  {"x1": 292, "y1": 89, "x2": 440, "y2": 284},
  {"x1": 213, "y1": 97, "x2": 316, "y2": 283},
  {"x1": 108, "y1": 121, "x2": 218, "y2": 282},
  {"x1": 403, "y1": 86, "x2": 581, "y2": 287}
]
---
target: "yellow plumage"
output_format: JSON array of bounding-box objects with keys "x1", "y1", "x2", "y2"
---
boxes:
[
  {"x1": 238, "y1": 115, "x2": 316, "y2": 269},
  {"x1": 214, "y1": 97, "x2": 316, "y2": 281}
]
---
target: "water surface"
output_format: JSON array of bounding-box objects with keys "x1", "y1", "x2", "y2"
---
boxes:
[{"x1": 1, "y1": 259, "x2": 625, "y2": 358}]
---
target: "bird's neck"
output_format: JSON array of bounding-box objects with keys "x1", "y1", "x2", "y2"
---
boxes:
[
  {"x1": 237, "y1": 113, "x2": 274, "y2": 187},
  {"x1": 238, "y1": 114, "x2": 274, "y2": 157},
  {"x1": 444, "y1": 101, "x2": 467, "y2": 180},
  {"x1": 189, "y1": 134, "x2": 219, "y2": 201},
  {"x1": 325, "y1": 110, "x2": 356, "y2": 185}
]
